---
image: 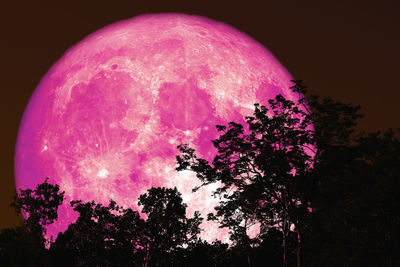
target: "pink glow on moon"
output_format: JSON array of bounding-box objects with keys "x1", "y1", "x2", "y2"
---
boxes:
[{"x1": 15, "y1": 13, "x2": 296, "y2": 242}]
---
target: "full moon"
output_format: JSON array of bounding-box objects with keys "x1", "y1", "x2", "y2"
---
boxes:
[{"x1": 15, "y1": 13, "x2": 295, "y2": 241}]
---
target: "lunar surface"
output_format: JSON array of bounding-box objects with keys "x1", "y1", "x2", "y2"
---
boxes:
[{"x1": 15, "y1": 13, "x2": 296, "y2": 241}]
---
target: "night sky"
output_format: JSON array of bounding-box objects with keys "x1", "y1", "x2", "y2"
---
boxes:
[{"x1": 1, "y1": 0, "x2": 399, "y2": 230}]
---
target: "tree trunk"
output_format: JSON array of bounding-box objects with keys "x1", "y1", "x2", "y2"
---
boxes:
[
  {"x1": 282, "y1": 225, "x2": 287, "y2": 267},
  {"x1": 296, "y1": 229, "x2": 301, "y2": 267},
  {"x1": 283, "y1": 234, "x2": 287, "y2": 267},
  {"x1": 144, "y1": 245, "x2": 150, "y2": 267},
  {"x1": 281, "y1": 202, "x2": 290, "y2": 267},
  {"x1": 296, "y1": 245, "x2": 300, "y2": 267}
]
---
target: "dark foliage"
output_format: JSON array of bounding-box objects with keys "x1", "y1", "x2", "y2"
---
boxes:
[
  {"x1": 303, "y1": 129, "x2": 400, "y2": 266},
  {"x1": 1, "y1": 178, "x2": 64, "y2": 266},
  {"x1": 138, "y1": 187, "x2": 202, "y2": 266},
  {"x1": 50, "y1": 200, "x2": 148, "y2": 266},
  {"x1": 11, "y1": 178, "x2": 65, "y2": 237}
]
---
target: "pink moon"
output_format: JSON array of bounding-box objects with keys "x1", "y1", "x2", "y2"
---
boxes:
[{"x1": 15, "y1": 13, "x2": 295, "y2": 242}]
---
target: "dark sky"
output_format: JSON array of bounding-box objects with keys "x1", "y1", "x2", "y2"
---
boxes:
[{"x1": 1, "y1": 0, "x2": 399, "y2": 229}]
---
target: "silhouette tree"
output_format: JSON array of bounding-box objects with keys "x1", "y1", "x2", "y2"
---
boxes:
[
  {"x1": 51, "y1": 199, "x2": 148, "y2": 266},
  {"x1": 176, "y1": 81, "x2": 316, "y2": 267},
  {"x1": 183, "y1": 239, "x2": 229, "y2": 267},
  {"x1": 304, "y1": 128, "x2": 400, "y2": 266},
  {"x1": 11, "y1": 178, "x2": 65, "y2": 240},
  {"x1": 0, "y1": 178, "x2": 64, "y2": 266},
  {"x1": 138, "y1": 187, "x2": 202, "y2": 267}
]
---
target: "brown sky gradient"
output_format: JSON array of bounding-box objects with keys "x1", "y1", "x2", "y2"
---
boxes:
[{"x1": 1, "y1": 0, "x2": 399, "y2": 230}]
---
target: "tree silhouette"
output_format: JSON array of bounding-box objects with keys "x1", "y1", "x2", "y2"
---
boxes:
[
  {"x1": 176, "y1": 81, "x2": 316, "y2": 267},
  {"x1": 51, "y1": 200, "x2": 148, "y2": 266},
  {"x1": 138, "y1": 187, "x2": 202, "y2": 267},
  {"x1": 304, "y1": 128, "x2": 400, "y2": 266},
  {"x1": 184, "y1": 240, "x2": 229, "y2": 267},
  {"x1": 11, "y1": 178, "x2": 65, "y2": 239},
  {"x1": 0, "y1": 178, "x2": 64, "y2": 266}
]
